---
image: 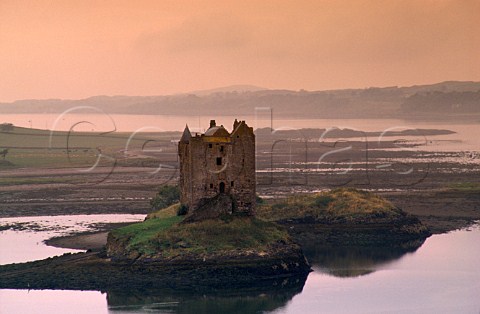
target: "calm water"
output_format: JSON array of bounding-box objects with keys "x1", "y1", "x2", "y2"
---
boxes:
[
  {"x1": 0, "y1": 215, "x2": 479, "y2": 313},
  {"x1": 2, "y1": 113, "x2": 479, "y2": 153},
  {"x1": 0, "y1": 214, "x2": 144, "y2": 265},
  {"x1": 3, "y1": 114, "x2": 426, "y2": 132}
]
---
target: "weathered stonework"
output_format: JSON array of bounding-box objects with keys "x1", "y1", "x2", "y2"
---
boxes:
[{"x1": 178, "y1": 119, "x2": 256, "y2": 215}]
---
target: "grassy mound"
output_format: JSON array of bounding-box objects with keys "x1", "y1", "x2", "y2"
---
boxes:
[
  {"x1": 257, "y1": 188, "x2": 430, "y2": 245},
  {"x1": 108, "y1": 213, "x2": 293, "y2": 260},
  {"x1": 146, "y1": 203, "x2": 181, "y2": 219},
  {"x1": 258, "y1": 188, "x2": 402, "y2": 223},
  {"x1": 156, "y1": 218, "x2": 289, "y2": 254},
  {"x1": 109, "y1": 215, "x2": 183, "y2": 255}
]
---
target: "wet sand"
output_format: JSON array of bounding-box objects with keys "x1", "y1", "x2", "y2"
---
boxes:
[
  {"x1": 45, "y1": 232, "x2": 109, "y2": 250},
  {"x1": 380, "y1": 189, "x2": 480, "y2": 233}
]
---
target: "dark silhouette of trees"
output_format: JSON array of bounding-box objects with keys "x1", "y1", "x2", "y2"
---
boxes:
[
  {"x1": 0, "y1": 123, "x2": 14, "y2": 132},
  {"x1": 0, "y1": 148, "x2": 9, "y2": 160}
]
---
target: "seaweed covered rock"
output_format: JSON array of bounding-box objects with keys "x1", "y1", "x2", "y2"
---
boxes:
[{"x1": 257, "y1": 188, "x2": 431, "y2": 245}]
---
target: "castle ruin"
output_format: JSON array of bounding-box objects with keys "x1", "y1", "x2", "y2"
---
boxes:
[{"x1": 178, "y1": 119, "x2": 256, "y2": 215}]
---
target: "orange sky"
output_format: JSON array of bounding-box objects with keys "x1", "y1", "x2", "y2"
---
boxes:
[{"x1": 0, "y1": 0, "x2": 479, "y2": 102}]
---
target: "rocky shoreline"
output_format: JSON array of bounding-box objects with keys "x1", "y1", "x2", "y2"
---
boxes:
[
  {"x1": 0, "y1": 244, "x2": 310, "y2": 291},
  {"x1": 277, "y1": 212, "x2": 431, "y2": 246}
]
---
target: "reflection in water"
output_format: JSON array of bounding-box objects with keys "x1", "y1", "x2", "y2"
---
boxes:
[
  {"x1": 0, "y1": 214, "x2": 145, "y2": 265},
  {"x1": 2, "y1": 228, "x2": 480, "y2": 313},
  {"x1": 103, "y1": 240, "x2": 427, "y2": 312},
  {"x1": 303, "y1": 239, "x2": 426, "y2": 278},
  {"x1": 107, "y1": 275, "x2": 308, "y2": 313}
]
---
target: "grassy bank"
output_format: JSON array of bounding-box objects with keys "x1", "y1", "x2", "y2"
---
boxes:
[
  {"x1": 256, "y1": 188, "x2": 431, "y2": 245},
  {"x1": 257, "y1": 188, "x2": 402, "y2": 223},
  {"x1": 109, "y1": 215, "x2": 184, "y2": 255},
  {"x1": 108, "y1": 204, "x2": 292, "y2": 259}
]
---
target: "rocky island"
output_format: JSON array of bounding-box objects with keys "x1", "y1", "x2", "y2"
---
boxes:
[
  {"x1": 105, "y1": 119, "x2": 311, "y2": 281},
  {"x1": 258, "y1": 188, "x2": 431, "y2": 245},
  {"x1": 0, "y1": 120, "x2": 431, "y2": 291}
]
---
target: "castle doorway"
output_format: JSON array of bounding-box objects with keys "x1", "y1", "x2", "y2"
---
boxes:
[{"x1": 219, "y1": 182, "x2": 225, "y2": 193}]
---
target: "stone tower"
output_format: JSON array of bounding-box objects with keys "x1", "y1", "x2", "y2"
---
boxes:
[{"x1": 178, "y1": 119, "x2": 256, "y2": 215}]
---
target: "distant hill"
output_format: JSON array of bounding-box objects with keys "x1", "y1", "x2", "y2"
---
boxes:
[
  {"x1": 188, "y1": 85, "x2": 267, "y2": 96},
  {"x1": 1, "y1": 81, "x2": 479, "y2": 120},
  {"x1": 400, "y1": 89, "x2": 480, "y2": 120}
]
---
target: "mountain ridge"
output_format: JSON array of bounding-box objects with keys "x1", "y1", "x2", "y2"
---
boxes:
[{"x1": 1, "y1": 81, "x2": 479, "y2": 120}]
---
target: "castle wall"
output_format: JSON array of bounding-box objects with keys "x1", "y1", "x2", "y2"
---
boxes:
[
  {"x1": 229, "y1": 125, "x2": 256, "y2": 213},
  {"x1": 178, "y1": 120, "x2": 255, "y2": 215}
]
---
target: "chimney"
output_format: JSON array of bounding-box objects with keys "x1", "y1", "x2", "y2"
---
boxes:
[{"x1": 209, "y1": 120, "x2": 216, "y2": 128}]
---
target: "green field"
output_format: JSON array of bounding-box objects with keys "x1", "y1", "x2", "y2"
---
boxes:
[{"x1": 0, "y1": 126, "x2": 179, "y2": 169}]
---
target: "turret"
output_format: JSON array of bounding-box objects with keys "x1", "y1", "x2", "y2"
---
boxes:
[{"x1": 180, "y1": 125, "x2": 192, "y2": 143}]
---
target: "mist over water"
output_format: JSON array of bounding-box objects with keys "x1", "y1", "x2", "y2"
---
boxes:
[
  {"x1": 1, "y1": 113, "x2": 477, "y2": 131},
  {"x1": 2, "y1": 113, "x2": 479, "y2": 152}
]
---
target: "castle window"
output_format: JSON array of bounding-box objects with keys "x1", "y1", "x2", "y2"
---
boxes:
[
  {"x1": 220, "y1": 146, "x2": 224, "y2": 152},
  {"x1": 231, "y1": 181, "x2": 234, "y2": 187},
  {"x1": 216, "y1": 157, "x2": 222, "y2": 165},
  {"x1": 210, "y1": 183, "x2": 213, "y2": 189},
  {"x1": 208, "y1": 144, "x2": 212, "y2": 148}
]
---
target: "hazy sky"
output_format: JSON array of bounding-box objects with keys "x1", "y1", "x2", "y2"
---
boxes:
[{"x1": 1, "y1": 0, "x2": 479, "y2": 101}]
